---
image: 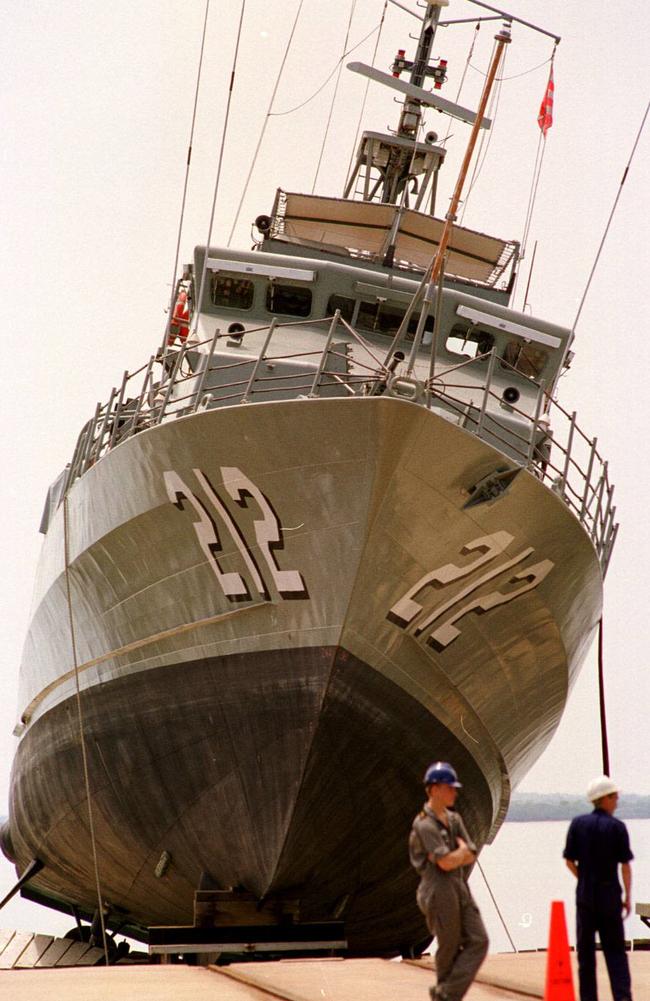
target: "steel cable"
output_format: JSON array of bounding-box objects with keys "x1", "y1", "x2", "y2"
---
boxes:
[
  {"x1": 194, "y1": 0, "x2": 248, "y2": 325},
  {"x1": 572, "y1": 95, "x2": 650, "y2": 334},
  {"x1": 226, "y1": 0, "x2": 304, "y2": 248},
  {"x1": 476, "y1": 857, "x2": 518, "y2": 953},
  {"x1": 160, "y1": 0, "x2": 211, "y2": 358},
  {"x1": 63, "y1": 494, "x2": 110, "y2": 966},
  {"x1": 311, "y1": 0, "x2": 358, "y2": 194},
  {"x1": 344, "y1": 0, "x2": 388, "y2": 191}
]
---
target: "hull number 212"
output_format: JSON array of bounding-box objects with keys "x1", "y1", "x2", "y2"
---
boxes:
[{"x1": 164, "y1": 467, "x2": 307, "y2": 602}]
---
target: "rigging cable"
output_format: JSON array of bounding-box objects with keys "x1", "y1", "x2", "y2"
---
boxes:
[
  {"x1": 443, "y1": 21, "x2": 481, "y2": 147},
  {"x1": 469, "y1": 53, "x2": 552, "y2": 81},
  {"x1": 476, "y1": 857, "x2": 518, "y2": 953},
  {"x1": 513, "y1": 129, "x2": 545, "y2": 305},
  {"x1": 571, "y1": 95, "x2": 650, "y2": 335},
  {"x1": 63, "y1": 494, "x2": 110, "y2": 966},
  {"x1": 226, "y1": 0, "x2": 305, "y2": 248},
  {"x1": 344, "y1": 0, "x2": 388, "y2": 190},
  {"x1": 160, "y1": 0, "x2": 211, "y2": 358},
  {"x1": 194, "y1": 0, "x2": 247, "y2": 330},
  {"x1": 311, "y1": 0, "x2": 358, "y2": 195},
  {"x1": 271, "y1": 21, "x2": 381, "y2": 117},
  {"x1": 512, "y1": 45, "x2": 557, "y2": 305},
  {"x1": 459, "y1": 37, "x2": 505, "y2": 225}
]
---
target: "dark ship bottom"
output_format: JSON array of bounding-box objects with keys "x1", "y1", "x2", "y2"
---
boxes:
[{"x1": 5, "y1": 646, "x2": 494, "y2": 955}]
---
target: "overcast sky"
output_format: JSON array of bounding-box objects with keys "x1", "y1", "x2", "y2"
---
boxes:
[{"x1": 1, "y1": 0, "x2": 649, "y2": 931}]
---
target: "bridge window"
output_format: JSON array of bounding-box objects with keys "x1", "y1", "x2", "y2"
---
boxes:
[
  {"x1": 446, "y1": 325, "x2": 495, "y2": 358},
  {"x1": 357, "y1": 299, "x2": 435, "y2": 339},
  {"x1": 210, "y1": 274, "x2": 255, "y2": 309},
  {"x1": 327, "y1": 294, "x2": 355, "y2": 323},
  {"x1": 501, "y1": 340, "x2": 547, "y2": 378},
  {"x1": 266, "y1": 282, "x2": 312, "y2": 317}
]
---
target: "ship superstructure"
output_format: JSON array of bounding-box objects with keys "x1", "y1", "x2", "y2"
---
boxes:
[{"x1": 2, "y1": 1, "x2": 617, "y2": 956}]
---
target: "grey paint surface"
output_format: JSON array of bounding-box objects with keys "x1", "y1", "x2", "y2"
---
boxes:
[{"x1": 6, "y1": 396, "x2": 601, "y2": 952}]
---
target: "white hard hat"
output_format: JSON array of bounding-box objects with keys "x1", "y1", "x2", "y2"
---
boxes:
[{"x1": 587, "y1": 775, "x2": 619, "y2": 802}]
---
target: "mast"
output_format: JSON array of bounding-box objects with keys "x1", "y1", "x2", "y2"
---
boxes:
[
  {"x1": 344, "y1": 1, "x2": 452, "y2": 211},
  {"x1": 394, "y1": 0, "x2": 447, "y2": 142}
]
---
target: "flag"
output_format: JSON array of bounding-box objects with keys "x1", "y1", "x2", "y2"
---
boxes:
[{"x1": 537, "y1": 64, "x2": 554, "y2": 137}]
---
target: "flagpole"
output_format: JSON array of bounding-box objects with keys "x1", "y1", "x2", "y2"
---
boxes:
[{"x1": 429, "y1": 24, "x2": 511, "y2": 286}]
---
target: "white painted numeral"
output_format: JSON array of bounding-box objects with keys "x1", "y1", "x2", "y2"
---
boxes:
[
  {"x1": 163, "y1": 471, "x2": 249, "y2": 599},
  {"x1": 164, "y1": 467, "x2": 307, "y2": 603},
  {"x1": 389, "y1": 532, "x2": 514, "y2": 627},
  {"x1": 388, "y1": 533, "x2": 554, "y2": 651},
  {"x1": 221, "y1": 467, "x2": 307, "y2": 597},
  {"x1": 426, "y1": 559, "x2": 554, "y2": 650}
]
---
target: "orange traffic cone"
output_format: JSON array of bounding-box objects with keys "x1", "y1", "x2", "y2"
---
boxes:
[{"x1": 544, "y1": 900, "x2": 575, "y2": 1001}]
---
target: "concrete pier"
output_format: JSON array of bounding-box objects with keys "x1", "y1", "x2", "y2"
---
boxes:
[{"x1": 1, "y1": 952, "x2": 649, "y2": 1001}]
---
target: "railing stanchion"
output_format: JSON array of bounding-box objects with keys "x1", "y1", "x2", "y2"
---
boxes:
[
  {"x1": 129, "y1": 355, "x2": 156, "y2": 433},
  {"x1": 602, "y1": 522, "x2": 619, "y2": 576},
  {"x1": 157, "y1": 342, "x2": 188, "y2": 423},
  {"x1": 592, "y1": 468, "x2": 607, "y2": 547},
  {"x1": 242, "y1": 320, "x2": 277, "y2": 403},
  {"x1": 308, "y1": 311, "x2": 340, "y2": 397},
  {"x1": 476, "y1": 347, "x2": 497, "y2": 437},
  {"x1": 526, "y1": 380, "x2": 546, "y2": 468},
  {"x1": 559, "y1": 411, "x2": 577, "y2": 493},
  {"x1": 90, "y1": 387, "x2": 117, "y2": 466},
  {"x1": 108, "y1": 371, "x2": 130, "y2": 448},
  {"x1": 580, "y1": 436, "x2": 598, "y2": 523},
  {"x1": 192, "y1": 329, "x2": 221, "y2": 412}
]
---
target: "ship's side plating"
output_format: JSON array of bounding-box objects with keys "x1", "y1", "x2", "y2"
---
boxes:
[
  {"x1": 7, "y1": 393, "x2": 601, "y2": 952},
  {"x1": 3, "y1": 2, "x2": 619, "y2": 956}
]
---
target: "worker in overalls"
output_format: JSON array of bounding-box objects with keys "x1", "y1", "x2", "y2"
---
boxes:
[
  {"x1": 564, "y1": 775, "x2": 634, "y2": 1001},
  {"x1": 409, "y1": 762, "x2": 489, "y2": 1001}
]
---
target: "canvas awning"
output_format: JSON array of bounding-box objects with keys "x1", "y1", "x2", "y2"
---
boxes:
[{"x1": 270, "y1": 191, "x2": 518, "y2": 288}]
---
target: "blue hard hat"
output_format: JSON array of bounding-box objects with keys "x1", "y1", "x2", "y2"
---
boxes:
[{"x1": 423, "y1": 761, "x2": 462, "y2": 787}]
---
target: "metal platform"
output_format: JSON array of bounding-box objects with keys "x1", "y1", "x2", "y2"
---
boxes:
[{"x1": 147, "y1": 921, "x2": 346, "y2": 957}]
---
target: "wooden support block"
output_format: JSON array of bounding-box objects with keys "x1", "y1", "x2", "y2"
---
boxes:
[
  {"x1": 14, "y1": 934, "x2": 55, "y2": 968},
  {"x1": 0, "y1": 932, "x2": 34, "y2": 969},
  {"x1": 76, "y1": 946, "x2": 105, "y2": 965},
  {"x1": 54, "y1": 940, "x2": 92, "y2": 966},
  {"x1": 0, "y1": 930, "x2": 15, "y2": 957},
  {"x1": 34, "y1": 937, "x2": 76, "y2": 967}
]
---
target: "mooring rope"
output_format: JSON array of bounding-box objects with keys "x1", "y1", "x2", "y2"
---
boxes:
[
  {"x1": 63, "y1": 494, "x2": 110, "y2": 965},
  {"x1": 598, "y1": 617, "x2": 611, "y2": 775}
]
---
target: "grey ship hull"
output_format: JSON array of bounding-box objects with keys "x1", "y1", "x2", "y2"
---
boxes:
[{"x1": 6, "y1": 396, "x2": 601, "y2": 953}]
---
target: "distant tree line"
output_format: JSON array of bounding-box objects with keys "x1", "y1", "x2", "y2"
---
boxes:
[{"x1": 506, "y1": 793, "x2": 650, "y2": 822}]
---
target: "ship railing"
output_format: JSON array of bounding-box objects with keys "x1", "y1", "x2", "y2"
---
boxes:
[
  {"x1": 62, "y1": 318, "x2": 617, "y2": 573},
  {"x1": 424, "y1": 351, "x2": 618, "y2": 572}
]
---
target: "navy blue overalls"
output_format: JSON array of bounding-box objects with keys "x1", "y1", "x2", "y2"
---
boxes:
[{"x1": 564, "y1": 808, "x2": 633, "y2": 1001}]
